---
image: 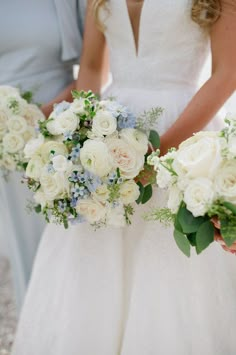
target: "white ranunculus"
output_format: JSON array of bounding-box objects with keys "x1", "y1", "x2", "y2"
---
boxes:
[
  {"x1": 228, "y1": 136, "x2": 236, "y2": 158},
  {"x1": 80, "y1": 140, "x2": 113, "y2": 178},
  {"x1": 24, "y1": 135, "x2": 44, "y2": 159},
  {"x1": 214, "y1": 160, "x2": 236, "y2": 204},
  {"x1": 39, "y1": 141, "x2": 68, "y2": 163},
  {"x1": 106, "y1": 204, "x2": 126, "y2": 227},
  {"x1": 2, "y1": 133, "x2": 25, "y2": 153},
  {"x1": 54, "y1": 110, "x2": 79, "y2": 134},
  {"x1": 22, "y1": 127, "x2": 35, "y2": 142},
  {"x1": 2, "y1": 155, "x2": 16, "y2": 171},
  {"x1": 52, "y1": 155, "x2": 72, "y2": 172},
  {"x1": 46, "y1": 118, "x2": 60, "y2": 135},
  {"x1": 0, "y1": 109, "x2": 9, "y2": 138},
  {"x1": 184, "y1": 177, "x2": 215, "y2": 217},
  {"x1": 93, "y1": 184, "x2": 110, "y2": 203},
  {"x1": 7, "y1": 115, "x2": 28, "y2": 134},
  {"x1": 76, "y1": 198, "x2": 106, "y2": 224},
  {"x1": 26, "y1": 156, "x2": 44, "y2": 180},
  {"x1": 156, "y1": 163, "x2": 174, "y2": 189},
  {"x1": 119, "y1": 180, "x2": 140, "y2": 204},
  {"x1": 0, "y1": 86, "x2": 20, "y2": 97},
  {"x1": 70, "y1": 98, "x2": 86, "y2": 114},
  {"x1": 23, "y1": 104, "x2": 45, "y2": 125},
  {"x1": 107, "y1": 138, "x2": 144, "y2": 179},
  {"x1": 40, "y1": 171, "x2": 69, "y2": 201},
  {"x1": 173, "y1": 132, "x2": 222, "y2": 179},
  {"x1": 167, "y1": 185, "x2": 183, "y2": 213},
  {"x1": 92, "y1": 110, "x2": 117, "y2": 137},
  {"x1": 120, "y1": 128, "x2": 148, "y2": 155}
]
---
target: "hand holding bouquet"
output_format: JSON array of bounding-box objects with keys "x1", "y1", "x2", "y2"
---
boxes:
[
  {"x1": 25, "y1": 91, "x2": 161, "y2": 228},
  {"x1": 148, "y1": 115, "x2": 236, "y2": 256}
]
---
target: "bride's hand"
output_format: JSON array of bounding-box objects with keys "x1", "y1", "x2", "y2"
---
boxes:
[{"x1": 212, "y1": 218, "x2": 236, "y2": 254}]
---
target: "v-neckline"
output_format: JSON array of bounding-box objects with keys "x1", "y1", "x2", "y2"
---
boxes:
[{"x1": 124, "y1": 0, "x2": 146, "y2": 57}]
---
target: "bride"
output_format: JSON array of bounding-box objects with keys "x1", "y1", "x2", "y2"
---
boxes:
[{"x1": 12, "y1": 1, "x2": 236, "y2": 354}]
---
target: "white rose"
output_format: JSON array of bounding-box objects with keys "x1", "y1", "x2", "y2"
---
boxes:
[
  {"x1": 0, "y1": 86, "x2": 20, "y2": 97},
  {"x1": 2, "y1": 133, "x2": 25, "y2": 153},
  {"x1": 106, "y1": 204, "x2": 126, "y2": 227},
  {"x1": 7, "y1": 115, "x2": 28, "y2": 134},
  {"x1": 70, "y1": 98, "x2": 86, "y2": 114},
  {"x1": 34, "y1": 190, "x2": 49, "y2": 208},
  {"x1": 214, "y1": 160, "x2": 236, "y2": 204},
  {"x1": 107, "y1": 138, "x2": 144, "y2": 179},
  {"x1": 228, "y1": 136, "x2": 236, "y2": 158},
  {"x1": 26, "y1": 156, "x2": 44, "y2": 180},
  {"x1": 119, "y1": 180, "x2": 140, "y2": 204},
  {"x1": 6, "y1": 96, "x2": 28, "y2": 115},
  {"x1": 52, "y1": 155, "x2": 72, "y2": 172},
  {"x1": 184, "y1": 178, "x2": 215, "y2": 217},
  {"x1": 167, "y1": 185, "x2": 183, "y2": 213},
  {"x1": 53, "y1": 110, "x2": 79, "y2": 135},
  {"x1": 22, "y1": 127, "x2": 35, "y2": 143},
  {"x1": 76, "y1": 198, "x2": 106, "y2": 224},
  {"x1": 1, "y1": 154, "x2": 16, "y2": 171},
  {"x1": 39, "y1": 141, "x2": 68, "y2": 163},
  {"x1": 92, "y1": 110, "x2": 117, "y2": 136},
  {"x1": 93, "y1": 184, "x2": 110, "y2": 203},
  {"x1": 174, "y1": 133, "x2": 222, "y2": 179},
  {"x1": 40, "y1": 171, "x2": 69, "y2": 201},
  {"x1": 24, "y1": 135, "x2": 45, "y2": 159},
  {"x1": 0, "y1": 108, "x2": 9, "y2": 138},
  {"x1": 80, "y1": 140, "x2": 113, "y2": 178},
  {"x1": 120, "y1": 128, "x2": 148, "y2": 155},
  {"x1": 23, "y1": 104, "x2": 45, "y2": 126}
]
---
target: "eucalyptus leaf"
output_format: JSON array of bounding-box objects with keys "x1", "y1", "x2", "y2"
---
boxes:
[
  {"x1": 141, "y1": 184, "x2": 153, "y2": 204},
  {"x1": 223, "y1": 201, "x2": 236, "y2": 215},
  {"x1": 177, "y1": 205, "x2": 206, "y2": 234},
  {"x1": 188, "y1": 233, "x2": 197, "y2": 247},
  {"x1": 174, "y1": 229, "x2": 191, "y2": 257},
  {"x1": 196, "y1": 220, "x2": 214, "y2": 254},
  {"x1": 136, "y1": 182, "x2": 144, "y2": 204}
]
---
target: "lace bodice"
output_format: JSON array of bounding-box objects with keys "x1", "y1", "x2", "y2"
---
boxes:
[{"x1": 101, "y1": 0, "x2": 210, "y2": 90}]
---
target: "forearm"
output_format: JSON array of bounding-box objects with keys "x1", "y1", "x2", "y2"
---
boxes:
[
  {"x1": 75, "y1": 66, "x2": 104, "y2": 95},
  {"x1": 161, "y1": 72, "x2": 236, "y2": 154},
  {"x1": 41, "y1": 81, "x2": 76, "y2": 117}
]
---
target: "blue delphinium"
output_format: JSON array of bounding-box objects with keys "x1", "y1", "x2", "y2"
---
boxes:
[
  {"x1": 54, "y1": 101, "x2": 71, "y2": 115},
  {"x1": 103, "y1": 101, "x2": 136, "y2": 129},
  {"x1": 69, "y1": 214, "x2": 86, "y2": 225},
  {"x1": 69, "y1": 144, "x2": 80, "y2": 162}
]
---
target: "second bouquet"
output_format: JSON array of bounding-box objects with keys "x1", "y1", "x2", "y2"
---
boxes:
[{"x1": 25, "y1": 90, "x2": 161, "y2": 228}]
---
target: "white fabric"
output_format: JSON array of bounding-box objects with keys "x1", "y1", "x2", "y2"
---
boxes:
[{"x1": 12, "y1": 1, "x2": 236, "y2": 354}]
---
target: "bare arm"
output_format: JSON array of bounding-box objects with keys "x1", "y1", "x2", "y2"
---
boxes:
[
  {"x1": 160, "y1": 1, "x2": 236, "y2": 154},
  {"x1": 41, "y1": 1, "x2": 108, "y2": 116}
]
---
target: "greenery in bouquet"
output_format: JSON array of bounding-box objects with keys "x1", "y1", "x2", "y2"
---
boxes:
[
  {"x1": 147, "y1": 115, "x2": 236, "y2": 256},
  {"x1": 0, "y1": 85, "x2": 45, "y2": 179},
  {"x1": 25, "y1": 90, "x2": 162, "y2": 228}
]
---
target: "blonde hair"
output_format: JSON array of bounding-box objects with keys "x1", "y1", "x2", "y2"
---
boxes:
[{"x1": 92, "y1": 0, "x2": 221, "y2": 28}]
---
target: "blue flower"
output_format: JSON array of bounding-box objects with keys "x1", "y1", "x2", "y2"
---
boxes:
[
  {"x1": 70, "y1": 197, "x2": 78, "y2": 208},
  {"x1": 69, "y1": 171, "x2": 80, "y2": 183},
  {"x1": 69, "y1": 214, "x2": 86, "y2": 225},
  {"x1": 58, "y1": 201, "x2": 67, "y2": 213},
  {"x1": 117, "y1": 108, "x2": 136, "y2": 129},
  {"x1": 54, "y1": 101, "x2": 71, "y2": 115},
  {"x1": 71, "y1": 184, "x2": 89, "y2": 199},
  {"x1": 84, "y1": 171, "x2": 101, "y2": 192},
  {"x1": 69, "y1": 144, "x2": 81, "y2": 162},
  {"x1": 108, "y1": 171, "x2": 118, "y2": 184}
]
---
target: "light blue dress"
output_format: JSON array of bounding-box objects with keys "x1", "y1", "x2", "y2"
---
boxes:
[{"x1": 0, "y1": 0, "x2": 85, "y2": 311}]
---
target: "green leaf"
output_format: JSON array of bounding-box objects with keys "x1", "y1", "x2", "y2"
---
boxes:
[
  {"x1": 177, "y1": 204, "x2": 206, "y2": 234},
  {"x1": 188, "y1": 233, "x2": 197, "y2": 247},
  {"x1": 141, "y1": 184, "x2": 153, "y2": 204},
  {"x1": 22, "y1": 91, "x2": 33, "y2": 103},
  {"x1": 220, "y1": 218, "x2": 236, "y2": 247},
  {"x1": 136, "y1": 182, "x2": 144, "y2": 204},
  {"x1": 195, "y1": 220, "x2": 214, "y2": 254},
  {"x1": 223, "y1": 201, "x2": 236, "y2": 215},
  {"x1": 174, "y1": 228, "x2": 191, "y2": 257},
  {"x1": 34, "y1": 205, "x2": 42, "y2": 214},
  {"x1": 149, "y1": 130, "x2": 160, "y2": 149}
]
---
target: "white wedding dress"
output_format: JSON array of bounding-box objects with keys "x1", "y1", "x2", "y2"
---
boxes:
[{"x1": 12, "y1": 1, "x2": 236, "y2": 354}]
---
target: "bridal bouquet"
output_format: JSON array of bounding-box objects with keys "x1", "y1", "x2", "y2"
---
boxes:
[
  {"x1": 0, "y1": 85, "x2": 45, "y2": 178},
  {"x1": 147, "y1": 115, "x2": 236, "y2": 256},
  {"x1": 25, "y1": 90, "x2": 161, "y2": 228}
]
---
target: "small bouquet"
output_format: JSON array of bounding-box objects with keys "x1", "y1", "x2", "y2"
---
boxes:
[
  {"x1": 0, "y1": 85, "x2": 45, "y2": 178},
  {"x1": 25, "y1": 90, "x2": 161, "y2": 228},
  {"x1": 147, "y1": 115, "x2": 236, "y2": 256}
]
